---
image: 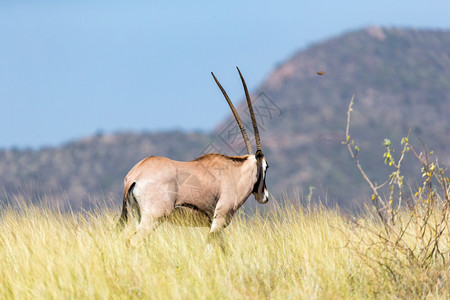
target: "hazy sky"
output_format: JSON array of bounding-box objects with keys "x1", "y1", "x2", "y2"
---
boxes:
[{"x1": 1, "y1": 1, "x2": 449, "y2": 149}]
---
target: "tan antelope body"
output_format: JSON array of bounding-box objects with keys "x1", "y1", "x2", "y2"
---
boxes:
[{"x1": 118, "y1": 68, "x2": 269, "y2": 244}]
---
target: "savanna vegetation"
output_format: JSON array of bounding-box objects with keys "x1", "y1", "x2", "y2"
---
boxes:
[{"x1": 0, "y1": 196, "x2": 448, "y2": 299}]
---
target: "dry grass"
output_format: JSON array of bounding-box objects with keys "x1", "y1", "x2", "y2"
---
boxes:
[{"x1": 0, "y1": 198, "x2": 448, "y2": 299}]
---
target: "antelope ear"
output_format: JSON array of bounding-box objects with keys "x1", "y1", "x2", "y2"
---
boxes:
[{"x1": 255, "y1": 150, "x2": 264, "y2": 160}]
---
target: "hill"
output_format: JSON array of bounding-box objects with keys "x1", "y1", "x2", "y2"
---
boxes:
[
  {"x1": 225, "y1": 26, "x2": 450, "y2": 208},
  {"x1": 1, "y1": 27, "x2": 450, "y2": 210},
  {"x1": 0, "y1": 132, "x2": 210, "y2": 209}
]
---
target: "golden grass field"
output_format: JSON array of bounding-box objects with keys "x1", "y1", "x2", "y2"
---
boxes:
[{"x1": 0, "y1": 197, "x2": 448, "y2": 299}]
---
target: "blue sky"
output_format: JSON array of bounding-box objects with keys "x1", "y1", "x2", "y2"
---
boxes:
[{"x1": 1, "y1": 1, "x2": 449, "y2": 149}]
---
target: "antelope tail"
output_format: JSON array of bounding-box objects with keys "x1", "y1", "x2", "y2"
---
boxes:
[{"x1": 117, "y1": 182, "x2": 139, "y2": 230}]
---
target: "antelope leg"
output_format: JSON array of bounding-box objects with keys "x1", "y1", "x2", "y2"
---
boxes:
[
  {"x1": 129, "y1": 214, "x2": 162, "y2": 247},
  {"x1": 207, "y1": 210, "x2": 233, "y2": 252}
]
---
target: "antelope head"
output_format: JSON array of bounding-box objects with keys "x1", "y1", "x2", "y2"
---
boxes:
[
  {"x1": 212, "y1": 67, "x2": 269, "y2": 204},
  {"x1": 252, "y1": 149, "x2": 269, "y2": 204}
]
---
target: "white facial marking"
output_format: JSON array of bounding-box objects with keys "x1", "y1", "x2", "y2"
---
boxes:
[
  {"x1": 253, "y1": 158, "x2": 269, "y2": 203},
  {"x1": 262, "y1": 159, "x2": 267, "y2": 171}
]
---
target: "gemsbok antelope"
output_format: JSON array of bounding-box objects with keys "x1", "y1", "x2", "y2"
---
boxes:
[{"x1": 118, "y1": 67, "x2": 269, "y2": 245}]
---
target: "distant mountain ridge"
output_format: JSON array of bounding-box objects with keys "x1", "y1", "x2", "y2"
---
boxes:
[
  {"x1": 216, "y1": 26, "x2": 450, "y2": 208},
  {"x1": 1, "y1": 27, "x2": 450, "y2": 210},
  {"x1": 0, "y1": 131, "x2": 210, "y2": 209}
]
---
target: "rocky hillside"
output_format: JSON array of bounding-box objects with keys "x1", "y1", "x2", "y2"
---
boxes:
[
  {"x1": 260, "y1": 28, "x2": 450, "y2": 204},
  {"x1": 1, "y1": 27, "x2": 450, "y2": 211},
  {"x1": 0, "y1": 132, "x2": 210, "y2": 209},
  {"x1": 226, "y1": 26, "x2": 450, "y2": 209}
]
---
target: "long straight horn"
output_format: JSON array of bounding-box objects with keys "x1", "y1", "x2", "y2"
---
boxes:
[
  {"x1": 211, "y1": 72, "x2": 254, "y2": 155},
  {"x1": 237, "y1": 67, "x2": 262, "y2": 152}
]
